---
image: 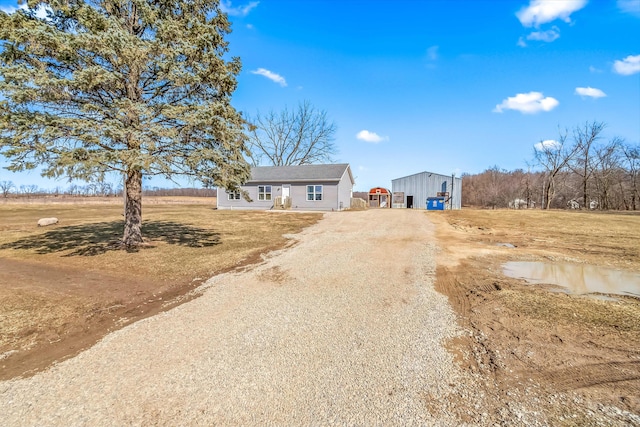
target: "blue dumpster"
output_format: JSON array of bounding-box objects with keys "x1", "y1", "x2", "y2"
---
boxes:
[{"x1": 426, "y1": 197, "x2": 445, "y2": 210}]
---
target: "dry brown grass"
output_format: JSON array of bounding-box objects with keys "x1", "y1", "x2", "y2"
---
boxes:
[
  {"x1": 436, "y1": 208, "x2": 640, "y2": 329},
  {"x1": 0, "y1": 198, "x2": 322, "y2": 378},
  {"x1": 496, "y1": 287, "x2": 640, "y2": 332},
  {"x1": 440, "y1": 209, "x2": 640, "y2": 271},
  {"x1": 0, "y1": 199, "x2": 322, "y2": 282}
]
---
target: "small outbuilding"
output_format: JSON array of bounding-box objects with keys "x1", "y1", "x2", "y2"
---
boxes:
[
  {"x1": 392, "y1": 171, "x2": 462, "y2": 210},
  {"x1": 368, "y1": 187, "x2": 391, "y2": 208}
]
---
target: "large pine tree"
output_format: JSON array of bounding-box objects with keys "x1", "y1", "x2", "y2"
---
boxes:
[{"x1": 0, "y1": 0, "x2": 250, "y2": 246}]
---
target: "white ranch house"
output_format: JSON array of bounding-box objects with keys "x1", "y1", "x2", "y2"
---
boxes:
[{"x1": 217, "y1": 163, "x2": 355, "y2": 211}]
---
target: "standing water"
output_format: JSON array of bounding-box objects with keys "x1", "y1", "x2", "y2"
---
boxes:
[{"x1": 502, "y1": 261, "x2": 640, "y2": 298}]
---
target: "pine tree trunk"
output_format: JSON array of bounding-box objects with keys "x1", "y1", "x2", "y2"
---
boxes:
[{"x1": 123, "y1": 169, "x2": 143, "y2": 246}]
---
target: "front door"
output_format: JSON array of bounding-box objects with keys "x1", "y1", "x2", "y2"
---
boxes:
[
  {"x1": 282, "y1": 185, "x2": 290, "y2": 200},
  {"x1": 407, "y1": 195, "x2": 413, "y2": 209}
]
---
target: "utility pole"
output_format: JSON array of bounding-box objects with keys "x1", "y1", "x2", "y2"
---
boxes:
[{"x1": 450, "y1": 173, "x2": 455, "y2": 210}]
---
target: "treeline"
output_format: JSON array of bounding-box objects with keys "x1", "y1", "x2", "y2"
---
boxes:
[
  {"x1": 0, "y1": 181, "x2": 217, "y2": 198},
  {"x1": 142, "y1": 187, "x2": 217, "y2": 197},
  {"x1": 462, "y1": 168, "x2": 542, "y2": 209},
  {"x1": 463, "y1": 122, "x2": 640, "y2": 210}
]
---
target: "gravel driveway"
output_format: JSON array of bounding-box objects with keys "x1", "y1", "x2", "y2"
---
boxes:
[{"x1": 0, "y1": 209, "x2": 468, "y2": 426}]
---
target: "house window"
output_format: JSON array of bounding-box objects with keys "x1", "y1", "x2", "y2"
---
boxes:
[
  {"x1": 258, "y1": 185, "x2": 272, "y2": 201},
  {"x1": 307, "y1": 185, "x2": 323, "y2": 201},
  {"x1": 227, "y1": 191, "x2": 240, "y2": 200}
]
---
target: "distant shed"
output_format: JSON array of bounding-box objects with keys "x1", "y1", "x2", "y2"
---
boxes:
[
  {"x1": 391, "y1": 171, "x2": 462, "y2": 209},
  {"x1": 368, "y1": 187, "x2": 391, "y2": 208}
]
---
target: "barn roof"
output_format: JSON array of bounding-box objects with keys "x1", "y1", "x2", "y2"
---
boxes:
[
  {"x1": 368, "y1": 187, "x2": 391, "y2": 195},
  {"x1": 248, "y1": 163, "x2": 354, "y2": 184}
]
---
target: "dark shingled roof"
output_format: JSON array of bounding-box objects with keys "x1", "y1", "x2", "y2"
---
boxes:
[{"x1": 248, "y1": 163, "x2": 354, "y2": 184}]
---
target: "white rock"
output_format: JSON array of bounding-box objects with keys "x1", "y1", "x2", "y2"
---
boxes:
[{"x1": 37, "y1": 217, "x2": 59, "y2": 227}]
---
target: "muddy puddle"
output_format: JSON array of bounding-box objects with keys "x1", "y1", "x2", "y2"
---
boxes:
[{"x1": 502, "y1": 261, "x2": 640, "y2": 299}]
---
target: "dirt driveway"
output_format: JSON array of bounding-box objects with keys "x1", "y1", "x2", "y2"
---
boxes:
[
  {"x1": 1, "y1": 209, "x2": 637, "y2": 426},
  {"x1": 0, "y1": 209, "x2": 469, "y2": 425}
]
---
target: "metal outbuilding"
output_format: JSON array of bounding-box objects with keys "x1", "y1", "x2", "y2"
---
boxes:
[{"x1": 392, "y1": 171, "x2": 462, "y2": 209}]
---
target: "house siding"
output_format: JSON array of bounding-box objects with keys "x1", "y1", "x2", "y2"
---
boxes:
[
  {"x1": 217, "y1": 164, "x2": 355, "y2": 211},
  {"x1": 337, "y1": 168, "x2": 353, "y2": 210},
  {"x1": 289, "y1": 181, "x2": 339, "y2": 210}
]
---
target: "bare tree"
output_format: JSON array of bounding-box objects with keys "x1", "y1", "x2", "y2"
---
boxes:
[
  {"x1": 519, "y1": 166, "x2": 541, "y2": 208},
  {"x1": 68, "y1": 184, "x2": 80, "y2": 196},
  {"x1": 99, "y1": 182, "x2": 114, "y2": 197},
  {"x1": 0, "y1": 180, "x2": 14, "y2": 198},
  {"x1": 19, "y1": 184, "x2": 39, "y2": 197},
  {"x1": 247, "y1": 100, "x2": 337, "y2": 166},
  {"x1": 569, "y1": 121, "x2": 605, "y2": 208},
  {"x1": 592, "y1": 138, "x2": 623, "y2": 209},
  {"x1": 458, "y1": 122, "x2": 634, "y2": 211},
  {"x1": 460, "y1": 167, "x2": 539, "y2": 208},
  {"x1": 534, "y1": 130, "x2": 581, "y2": 209},
  {"x1": 485, "y1": 166, "x2": 513, "y2": 208},
  {"x1": 621, "y1": 142, "x2": 640, "y2": 210}
]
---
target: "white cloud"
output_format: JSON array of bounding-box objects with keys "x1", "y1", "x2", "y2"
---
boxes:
[
  {"x1": 575, "y1": 86, "x2": 606, "y2": 98},
  {"x1": 613, "y1": 54, "x2": 640, "y2": 75},
  {"x1": 517, "y1": 37, "x2": 527, "y2": 47},
  {"x1": 526, "y1": 26, "x2": 560, "y2": 42},
  {"x1": 589, "y1": 65, "x2": 603, "y2": 73},
  {"x1": 356, "y1": 130, "x2": 388, "y2": 143},
  {"x1": 251, "y1": 68, "x2": 287, "y2": 86},
  {"x1": 493, "y1": 91, "x2": 559, "y2": 114},
  {"x1": 534, "y1": 139, "x2": 561, "y2": 151},
  {"x1": 517, "y1": 0, "x2": 587, "y2": 27},
  {"x1": 617, "y1": 0, "x2": 640, "y2": 15},
  {"x1": 220, "y1": 1, "x2": 259, "y2": 17},
  {"x1": 426, "y1": 45, "x2": 439, "y2": 61}
]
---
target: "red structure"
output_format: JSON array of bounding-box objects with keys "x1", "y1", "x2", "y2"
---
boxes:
[{"x1": 368, "y1": 187, "x2": 391, "y2": 208}]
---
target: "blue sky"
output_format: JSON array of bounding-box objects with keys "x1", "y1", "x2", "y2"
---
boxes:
[{"x1": 1, "y1": 0, "x2": 639, "y2": 191}]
